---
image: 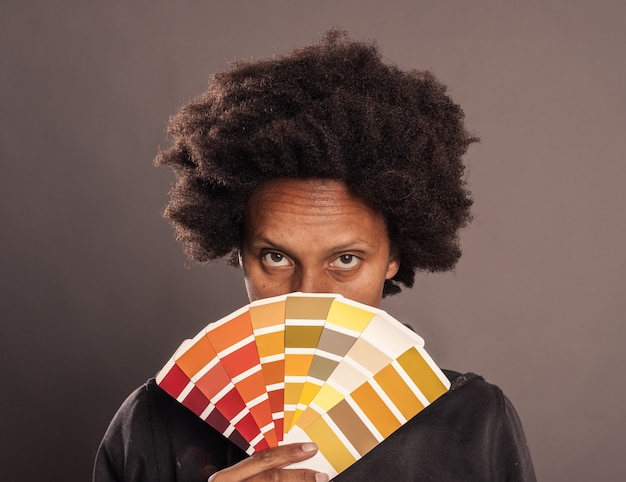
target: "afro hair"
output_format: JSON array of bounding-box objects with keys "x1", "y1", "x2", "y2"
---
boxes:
[{"x1": 156, "y1": 30, "x2": 476, "y2": 296}]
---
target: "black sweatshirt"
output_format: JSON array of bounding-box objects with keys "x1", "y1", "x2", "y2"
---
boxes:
[{"x1": 93, "y1": 370, "x2": 536, "y2": 481}]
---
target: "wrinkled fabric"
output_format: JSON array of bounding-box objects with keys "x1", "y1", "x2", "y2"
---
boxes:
[{"x1": 93, "y1": 370, "x2": 535, "y2": 481}]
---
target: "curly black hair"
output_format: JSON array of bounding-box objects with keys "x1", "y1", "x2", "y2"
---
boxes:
[{"x1": 156, "y1": 30, "x2": 476, "y2": 296}]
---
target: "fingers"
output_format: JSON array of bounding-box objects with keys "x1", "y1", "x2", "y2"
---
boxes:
[{"x1": 208, "y1": 443, "x2": 329, "y2": 482}]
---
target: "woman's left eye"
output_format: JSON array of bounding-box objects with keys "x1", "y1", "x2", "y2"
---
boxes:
[{"x1": 331, "y1": 254, "x2": 360, "y2": 269}]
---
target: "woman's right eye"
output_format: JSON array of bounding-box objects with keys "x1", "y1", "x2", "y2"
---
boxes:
[{"x1": 261, "y1": 252, "x2": 291, "y2": 267}]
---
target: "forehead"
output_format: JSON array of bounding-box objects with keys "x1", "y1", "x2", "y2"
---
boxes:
[
  {"x1": 245, "y1": 179, "x2": 382, "y2": 224},
  {"x1": 243, "y1": 179, "x2": 389, "y2": 243}
]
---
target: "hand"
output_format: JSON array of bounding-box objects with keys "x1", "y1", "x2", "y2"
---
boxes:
[{"x1": 208, "y1": 443, "x2": 329, "y2": 482}]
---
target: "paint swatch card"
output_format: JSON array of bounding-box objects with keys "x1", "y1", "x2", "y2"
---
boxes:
[{"x1": 156, "y1": 293, "x2": 450, "y2": 477}]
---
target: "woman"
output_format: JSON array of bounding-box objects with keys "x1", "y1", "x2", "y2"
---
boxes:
[{"x1": 94, "y1": 30, "x2": 535, "y2": 481}]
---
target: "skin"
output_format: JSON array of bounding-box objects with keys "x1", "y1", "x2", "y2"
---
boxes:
[
  {"x1": 208, "y1": 179, "x2": 400, "y2": 482},
  {"x1": 208, "y1": 442, "x2": 326, "y2": 482},
  {"x1": 240, "y1": 178, "x2": 399, "y2": 308}
]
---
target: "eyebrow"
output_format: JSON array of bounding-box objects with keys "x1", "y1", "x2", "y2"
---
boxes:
[{"x1": 249, "y1": 235, "x2": 377, "y2": 254}]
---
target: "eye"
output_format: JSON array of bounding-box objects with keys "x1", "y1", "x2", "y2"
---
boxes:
[
  {"x1": 331, "y1": 254, "x2": 360, "y2": 269},
  {"x1": 261, "y1": 252, "x2": 291, "y2": 267}
]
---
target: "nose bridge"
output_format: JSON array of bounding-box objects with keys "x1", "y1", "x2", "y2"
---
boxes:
[{"x1": 292, "y1": 264, "x2": 328, "y2": 294}]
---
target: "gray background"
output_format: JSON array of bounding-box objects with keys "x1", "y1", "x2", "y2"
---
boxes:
[{"x1": 1, "y1": 1, "x2": 624, "y2": 481}]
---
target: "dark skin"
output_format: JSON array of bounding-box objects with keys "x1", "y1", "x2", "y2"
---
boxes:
[
  {"x1": 241, "y1": 179, "x2": 399, "y2": 306},
  {"x1": 208, "y1": 442, "x2": 325, "y2": 482},
  {"x1": 210, "y1": 179, "x2": 400, "y2": 482}
]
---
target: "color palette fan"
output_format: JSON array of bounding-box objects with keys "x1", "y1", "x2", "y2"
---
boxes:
[{"x1": 156, "y1": 293, "x2": 450, "y2": 478}]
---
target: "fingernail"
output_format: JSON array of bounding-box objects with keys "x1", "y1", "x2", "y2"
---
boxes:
[
  {"x1": 302, "y1": 442, "x2": 317, "y2": 453},
  {"x1": 315, "y1": 473, "x2": 329, "y2": 482}
]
